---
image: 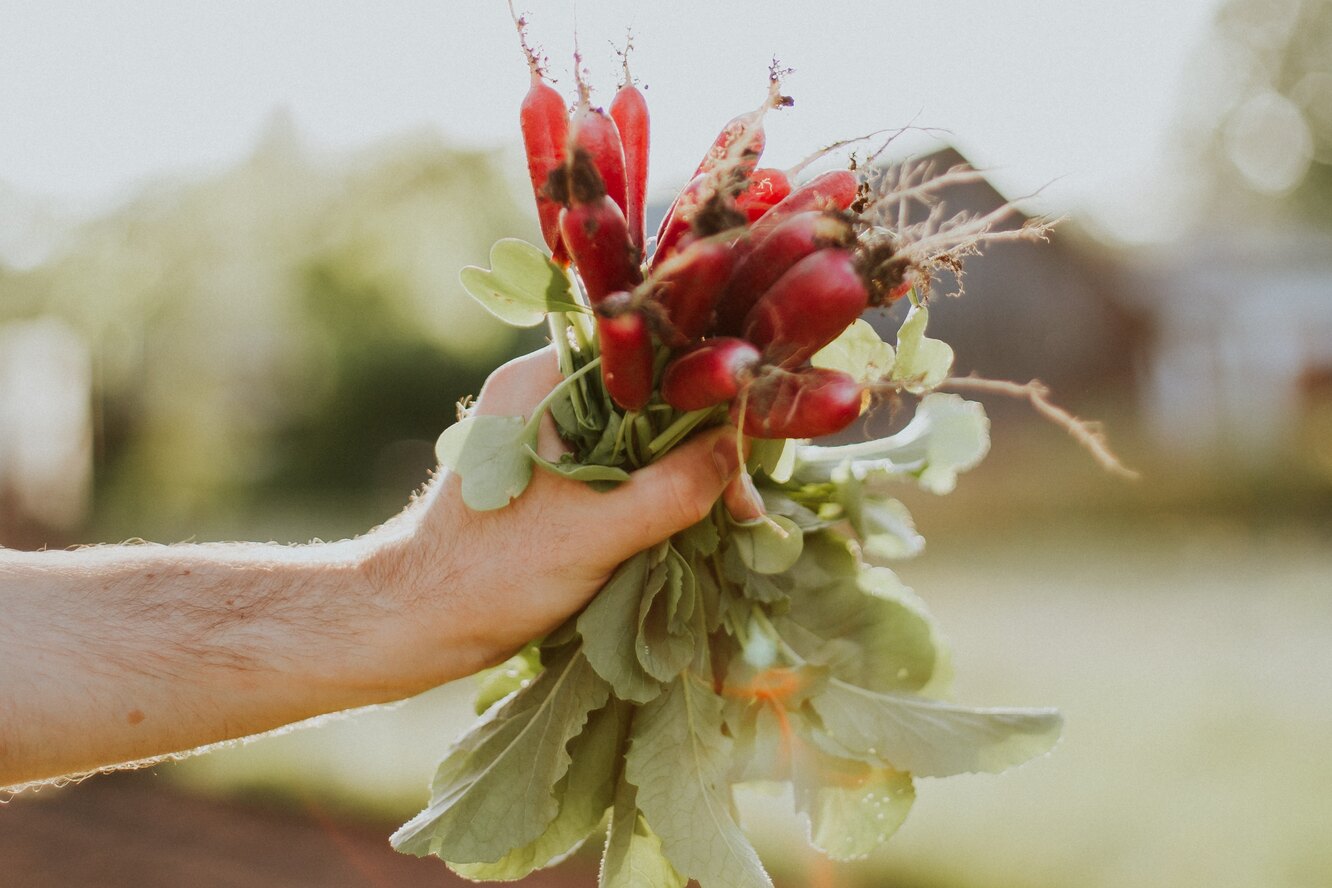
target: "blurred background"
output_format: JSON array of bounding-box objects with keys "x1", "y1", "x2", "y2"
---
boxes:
[{"x1": 2, "y1": 1, "x2": 1330, "y2": 886}]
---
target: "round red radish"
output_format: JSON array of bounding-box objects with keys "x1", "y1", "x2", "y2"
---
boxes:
[
  {"x1": 715, "y1": 210, "x2": 853, "y2": 335},
  {"x1": 742, "y1": 249, "x2": 870, "y2": 368},
  {"x1": 661, "y1": 338, "x2": 761, "y2": 411},
  {"x1": 734, "y1": 167, "x2": 792, "y2": 223},
  {"x1": 732, "y1": 367, "x2": 864, "y2": 439}
]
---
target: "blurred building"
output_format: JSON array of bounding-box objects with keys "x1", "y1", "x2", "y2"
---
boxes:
[
  {"x1": 0, "y1": 113, "x2": 533, "y2": 546},
  {"x1": 1125, "y1": 229, "x2": 1332, "y2": 471},
  {"x1": 864, "y1": 147, "x2": 1146, "y2": 398}
]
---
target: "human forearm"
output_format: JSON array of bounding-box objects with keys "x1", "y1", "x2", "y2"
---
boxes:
[
  {"x1": 0, "y1": 534, "x2": 422, "y2": 787},
  {"x1": 0, "y1": 348, "x2": 748, "y2": 790}
]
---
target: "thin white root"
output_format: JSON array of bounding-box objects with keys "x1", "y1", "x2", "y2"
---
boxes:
[
  {"x1": 940, "y1": 375, "x2": 1140, "y2": 480},
  {"x1": 786, "y1": 122, "x2": 936, "y2": 177},
  {"x1": 508, "y1": 2, "x2": 545, "y2": 77},
  {"x1": 854, "y1": 155, "x2": 1060, "y2": 301}
]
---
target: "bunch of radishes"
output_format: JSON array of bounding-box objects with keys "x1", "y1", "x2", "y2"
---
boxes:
[
  {"x1": 391, "y1": 23, "x2": 1072, "y2": 888},
  {"x1": 520, "y1": 51, "x2": 917, "y2": 441}
]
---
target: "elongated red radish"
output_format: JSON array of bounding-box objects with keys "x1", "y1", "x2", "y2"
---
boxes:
[
  {"x1": 609, "y1": 81, "x2": 649, "y2": 253},
  {"x1": 651, "y1": 174, "x2": 748, "y2": 267},
  {"x1": 714, "y1": 210, "x2": 854, "y2": 335},
  {"x1": 732, "y1": 367, "x2": 864, "y2": 439},
  {"x1": 519, "y1": 71, "x2": 570, "y2": 266},
  {"x1": 554, "y1": 150, "x2": 643, "y2": 305},
  {"x1": 560, "y1": 198, "x2": 642, "y2": 305},
  {"x1": 695, "y1": 109, "x2": 766, "y2": 179},
  {"x1": 747, "y1": 169, "x2": 859, "y2": 241},
  {"x1": 651, "y1": 173, "x2": 705, "y2": 264},
  {"x1": 693, "y1": 73, "x2": 790, "y2": 179},
  {"x1": 596, "y1": 295, "x2": 654, "y2": 410},
  {"x1": 650, "y1": 77, "x2": 790, "y2": 265},
  {"x1": 661, "y1": 338, "x2": 761, "y2": 411},
  {"x1": 653, "y1": 237, "x2": 734, "y2": 343},
  {"x1": 570, "y1": 103, "x2": 628, "y2": 223},
  {"x1": 742, "y1": 248, "x2": 869, "y2": 367},
  {"x1": 734, "y1": 167, "x2": 792, "y2": 223}
]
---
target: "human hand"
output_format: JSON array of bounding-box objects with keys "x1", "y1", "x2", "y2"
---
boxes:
[{"x1": 363, "y1": 346, "x2": 758, "y2": 695}]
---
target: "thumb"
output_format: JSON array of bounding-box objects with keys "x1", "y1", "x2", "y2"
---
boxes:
[{"x1": 594, "y1": 425, "x2": 744, "y2": 562}]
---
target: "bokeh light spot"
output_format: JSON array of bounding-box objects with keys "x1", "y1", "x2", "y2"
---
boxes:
[{"x1": 1223, "y1": 89, "x2": 1314, "y2": 192}]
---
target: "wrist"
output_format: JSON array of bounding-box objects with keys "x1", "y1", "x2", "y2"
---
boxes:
[{"x1": 353, "y1": 478, "x2": 501, "y2": 700}]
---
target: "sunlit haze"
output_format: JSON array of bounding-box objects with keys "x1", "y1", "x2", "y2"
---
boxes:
[
  {"x1": 5, "y1": 7, "x2": 1332, "y2": 888},
  {"x1": 2, "y1": 1, "x2": 1220, "y2": 243}
]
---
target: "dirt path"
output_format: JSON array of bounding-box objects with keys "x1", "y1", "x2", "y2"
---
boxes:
[{"x1": 0, "y1": 773, "x2": 593, "y2": 888}]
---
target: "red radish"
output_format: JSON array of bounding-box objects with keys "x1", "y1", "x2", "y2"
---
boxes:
[
  {"x1": 734, "y1": 167, "x2": 792, "y2": 223},
  {"x1": 732, "y1": 367, "x2": 865, "y2": 439},
  {"x1": 560, "y1": 197, "x2": 642, "y2": 305},
  {"x1": 570, "y1": 104, "x2": 628, "y2": 224},
  {"x1": 651, "y1": 174, "x2": 747, "y2": 267},
  {"x1": 661, "y1": 338, "x2": 761, "y2": 411},
  {"x1": 695, "y1": 109, "x2": 766, "y2": 179},
  {"x1": 747, "y1": 169, "x2": 859, "y2": 243},
  {"x1": 518, "y1": 70, "x2": 570, "y2": 266},
  {"x1": 651, "y1": 173, "x2": 705, "y2": 264},
  {"x1": 651, "y1": 77, "x2": 790, "y2": 265},
  {"x1": 693, "y1": 73, "x2": 790, "y2": 178},
  {"x1": 555, "y1": 150, "x2": 643, "y2": 305},
  {"x1": 609, "y1": 80, "x2": 649, "y2": 253},
  {"x1": 653, "y1": 237, "x2": 734, "y2": 343},
  {"x1": 715, "y1": 210, "x2": 854, "y2": 335},
  {"x1": 854, "y1": 236, "x2": 918, "y2": 306},
  {"x1": 596, "y1": 296, "x2": 654, "y2": 410},
  {"x1": 743, "y1": 248, "x2": 869, "y2": 367}
]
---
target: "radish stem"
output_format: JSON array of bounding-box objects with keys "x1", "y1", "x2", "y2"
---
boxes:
[
  {"x1": 647, "y1": 407, "x2": 718, "y2": 456},
  {"x1": 522, "y1": 357, "x2": 602, "y2": 441}
]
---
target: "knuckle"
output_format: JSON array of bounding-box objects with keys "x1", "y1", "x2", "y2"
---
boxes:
[
  {"x1": 476, "y1": 349, "x2": 558, "y2": 415},
  {"x1": 476, "y1": 365, "x2": 520, "y2": 407},
  {"x1": 660, "y1": 469, "x2": 709, "y2": 528}
]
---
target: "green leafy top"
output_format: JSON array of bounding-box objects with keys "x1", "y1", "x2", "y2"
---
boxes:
[
  {"x1": 401, "y1": 234, "x2": 1061, "y2": 887},
  {"x1": 795, "y1": 392, "x2": 991, "y2": 494},
  {"x1": 391, "y1": 645, "x2": 609, "y2": 863},
  {"x1": 812, "y1": 319, "x2": 895, "y2": 383},
  {"x1": 891, "y1": 305, "x2": 954, "y2": 393},
  {"x1": 459, "y1": 239, "x2": 586, "y2": 327}
]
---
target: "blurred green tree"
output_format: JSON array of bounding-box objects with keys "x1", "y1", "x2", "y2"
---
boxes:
[
  {"x1": 1178, "y1": 0, "x2": 1332, "y2": 225},
  {"x1": 1, "y1": 114, "x2": 540, "y2": 542}
]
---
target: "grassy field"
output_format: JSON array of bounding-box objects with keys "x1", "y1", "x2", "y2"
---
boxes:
[{"x1": 757, "y1": 517, "x2": 1332, "y2": 888}]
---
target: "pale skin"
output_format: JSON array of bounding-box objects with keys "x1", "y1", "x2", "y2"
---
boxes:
[{"x1": 0, "y1": 348, "x2": 761, "y2": 789}]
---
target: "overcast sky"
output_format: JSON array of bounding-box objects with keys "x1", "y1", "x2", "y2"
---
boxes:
[{"x1": 1, "y1": 1, "x2": 1220, "y2": 245}]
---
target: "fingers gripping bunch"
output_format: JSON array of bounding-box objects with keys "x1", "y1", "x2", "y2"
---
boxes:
[{"x1": 393, "y1": 16, "x2": 1062, "y2": 888}]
